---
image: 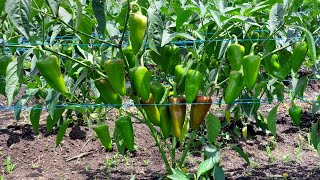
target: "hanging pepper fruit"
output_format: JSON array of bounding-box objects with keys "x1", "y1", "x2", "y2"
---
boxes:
[
  {"x1": 150, "y1": 45, "x2": 181, "y2": 75},
  {"x1": 190, "y1": 96, "x2": 212, "y2": 130},
  {"x1": 123, "y1": 46, "x2": 136, "y2": 68},
  {"x1": 94, "y1": 79, "x2": 122, "y2": 108},
  {"x1": 168, "y1": 96, "x2": 186, "y2": 138},
  {"x1": 129, "y1": 3, "x2": 147, "y2": 54},
  {"x1": 104, "y1": 59, "x2": 126, "y2": 96},
  {"x1": 36, "y1": 55, "x2": 67, "y2": 94},
  {"x1": 291, "y1": 41, "x2": 308, "y2": 72},
  {"x1": 242, "y1": 126, "x2": 248, "y2": 139},
  {"x1": 115, "y1": 116, "x2": 135, "y2": 151},
  {"x1": 150, "y1": 80, "x2": 166, "y2": 104},
  {"x1": 140, "y1": 93, "x2": 161, "y2": 126},
  {"x1": 174, "y1": 65, "x2": 186, "y2": 94},
  {"x1": 267, "y1": 54, "x2": 285, "y2": 79},
  {"x1": 243, "y1": 43, "x2": 261, "y2": 90},
  {"x1": 159, "y1": 105, "x2": 172, "y2": 139},
  {"x1": 185, "y1": 69, "x2": 204, "y2": 103},
  {"x1": 94, "y1": 124, "x2": 112, "y2": 150},
  {"x1": 289, "y1": 104, "x2": 302, "y2": 127},
  {"x1": 130, "y1": 66, "x2": 151, "y2": 101},
  {"x1": 224, "y1": 71, "x2": 244, "y2": 104},
  {"x1": 278, "y1": 49, "x2": 293, "y2": 77},
  {"x1": 226, "y1": 35, "x2": 245, "y2": 71}
]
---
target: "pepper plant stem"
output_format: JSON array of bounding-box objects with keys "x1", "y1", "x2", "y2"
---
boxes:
[{"x1": 178, "y1": 130, "x2": 197, "y2": 167}]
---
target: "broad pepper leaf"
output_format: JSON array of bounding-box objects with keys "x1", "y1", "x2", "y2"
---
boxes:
[
  {"x1": 293, "y1": 76, "x2": 308, "y2": 99},
  {"x1": 311, "y1": 121, "x2": 319, "y2": 149},
  {"x1": 267, "y1": 105, "x2": 279, "y2": 137},
  {"x1": 5, "y1": 0, "x2": 31, "y2": 38},
  {"x1": 205, "y1": 113, "x2": 221, "y2": 143},
  {"x1": 29, "y1": 103, "x2": 43, "y2": 134},
  {"x1": 167, "y1": 168, "x2": 189, "y2": 180},
  {"x1": 312, "y1": 96, "x2": 320, "y2": 116},
  {"x1": 213, "y1": 164, "x2": 225, "y2": 180},
  {"x1": 197, "y1": 157, "x2": 214, "y2": 178},
  {"x1": 56, "y1": 119, "x2": 72, "y2": 147},
  {"x1": 231, "y1": 145, "x2": 250, "y2": 165},
  {"x1": 92, "y1": 0, "x2": 106, "y2": 36}
]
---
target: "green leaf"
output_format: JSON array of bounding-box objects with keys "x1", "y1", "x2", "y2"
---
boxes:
[
  {"x1": 78, "y1": 14, "x2": 93, "y2": 45},
  {"x1": 5, "y1": 0, "x2": 31, "y2": 38},
  {"x1": 167, "y1": 169, "x2": 189, "y2": 180},
  {"x1": 204, "y1": 144, "x2": 220, "y2": 163},
  {"x1": 205, "y1": 113, "x2": 221, "y2": 143},
  {"x1": 231, "y1": 145, "x2": 250, "y2": 165},
  {"x1": 312, "y1": 96, "x2": 320, "y2": 116},
  {"x1": 179, "y1": 117, "x2": 189, "y2": 145},
  {"x1": 293, "y1": 76, "x2": 308, "y2": 99},
  {"x1": 92, "y1": 0, "x2": 106, "y2": 36},
  {"x1": 267, "y1": 105, "x2": 279, "y2": 137},
  {"x1": 46, "y1": 108, "x2": 65, "y2": 134},
  {"x1": 29, "y1": 104, "x2": 42, "y2": 135},
  {"x1": 268, "y1": 3, "x2": 285, "y2": 32},
  {"x1": 56, "y1": 119, "x2": 72, "y2": 146},
  {"x1": 311, "y1": 121, "x2": 319, "y2": 149},
  {"x1": 197, "y1": 158, "x2": 214, "y2": 178},
  {"x1": 172, "y1": 3, "x2": 193, "y2": 30},
  {"x1": 0, "y1": 0, "x2": 7, "y2": 14},
  {"x1": 213, "y1": 164, "x2": 225, "y2": 180},
  {"x1": 6, "y1": 49, "x2": 32, "y2": 105},
  {"x1": 14, "y1": 88, "x2": 39, "y2": 120},
  {"x1": 291, "y1": 25, "x2": 317, "y2": 68},
  {"x1": 45, "y1": 0, "x2": 60, "y2": 18},
  {"x1": 147, "y1": 6, "x2": 163, "y2": 53}
]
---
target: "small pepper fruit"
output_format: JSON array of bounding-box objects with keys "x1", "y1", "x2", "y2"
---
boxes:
[
  {"x1": 190, "y1": 96, "x2": 212, "y2": 130},
  {"x1": 94, "y1": 124, "x2": 112, "y2": 150},
  {"x1": 185, "y1": 69, "x2": 204, "y2": 103},
  {"x1": 168, "y1": 96, "x2": 186, "y2": 138},
  {"x1": 150, "y1": 80, "x2": 166, "y2": 104},
  {"x1": 115, "y1": 116, "x2": 135, "y2": 151},
  {"x1": 226, "y1": 35, "x2": 245, "y2": 71},
  {"x1": 289, "y1": 103, "x2": 302, "y2": 127},
  {"x1": 158, "y1": 105, "x2": 172, "y2": 139},
  {"x1": 140, "y1": 93, "x2": 161, "y2": 126},
  {"x1": 94, "y1": 79, "x2": 122, "y2": 108},
  {"x1": 291, "y1": 41, "x2": 308, "y2": 73},
  {"x1": 224, "y1": 71, "x2": 244, "y2": 104},
  {"x1": 104, "y1": 59, "x2": 126, "y2": 96},
  {"x1": 130, "y1": 66, "x2": 151, "y2": 101},
  {"x1": 36, "y1": 55, "x2": 67, "y2": 94},
  {"x1": 129, "y1": 3, "x2": 147, "y2": 54},
  {"x1": 243, "y1": 43, "x2": 261, "y2": 90}
]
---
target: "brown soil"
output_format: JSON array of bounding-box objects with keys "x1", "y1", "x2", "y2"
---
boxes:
[{"x1": 0, "y1": 79, "x2": 320, "y2": 180}]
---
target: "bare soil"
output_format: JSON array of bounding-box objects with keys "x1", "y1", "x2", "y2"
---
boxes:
[{"x1": 0, "y1": 79, "x2": 320, "y2": 179}]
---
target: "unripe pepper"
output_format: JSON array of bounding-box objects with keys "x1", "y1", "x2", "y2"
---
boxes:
[
  {"x1": 130, "y1": 66, "x2": 151, "y2": 101},
  {"x1": 36, "y1": 55, "x2": 67, "y2": 93},
  {"x1": 104, "y1": 59, "x2": 126, "y2": 96},
  {"x1": 174, "y1": 65, "x2": 186, "y2": 94},
  {"x1": 94, "y1": 124, "x2": 112, "y2": 150},
  {"x1": 224, "y1": 71, "x2": 244, "y2": 104},
  {"x1": 115, "y1": 116, "x2": 134, "y2": 151},
  {"x1": 243, "y1": 43, "x2": 261, "y2": 90},
  {"x1": 140, "y1": 93, "x2": 161, "y2": 126},
  {"x1": 168, "y1": 96, "x2": 186, "y2": 138},
  {"x1": 226, "y1": 35, "x2": 245, "y2": 71},
  {"x1": 289, "y1": 104, "x2": 302, "y2": 127},
  {"x1": 159, "y1": 105, "x2": 172, "y2": 139},
  {"x1": 190, "y1": 96, "x2": 212, "y2": 130},
  {"x1": 94, "y1": 79, "x2": 122, "y2": 108},
  {"x1": 291, "y1": 41, "x2": 308, "y2": 72},
  {"x1": 185, "y1": 69, "x2": 204, "y2": 103},
  {"x1": 123, "y1": 46, "x2": 136, "y2": 68},
  {"x1": 268, "y1": 54, "x2": 283, "y2": 79},
  {"x1": 129, "y1": 3, "x2": 147, "y2": 54},
  {"x1": 150, "y1": 80, "x2": 166, "y2": 104}
]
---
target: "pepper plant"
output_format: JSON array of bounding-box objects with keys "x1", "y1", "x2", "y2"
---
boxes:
[{"x1": 0, "y1": 0, "x2": 319, "y2": 178}]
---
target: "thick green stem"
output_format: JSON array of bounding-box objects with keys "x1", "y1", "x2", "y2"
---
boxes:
[
  {"x1": 172, "y1": 137, "x2": 177, "y2": 168},
  {"x1": 232, "y1": 34, "x2": 238, "y2": 44},
  {"x1": 178, "y1": 130, "x2": 197, "y2": 167},
  {"x1": 119, "y1": 0, "x2": 131, "y2": 47}
]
